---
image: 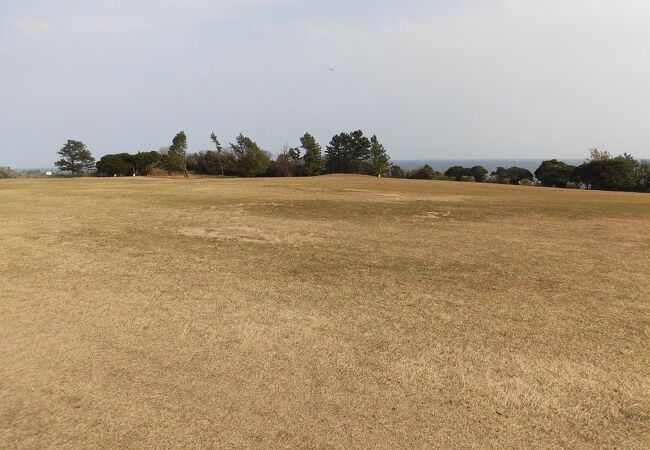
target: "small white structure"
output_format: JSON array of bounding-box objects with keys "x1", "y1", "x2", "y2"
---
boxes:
[{"x1": 45, "y1": 171, "x2": 53, "y2": 176}]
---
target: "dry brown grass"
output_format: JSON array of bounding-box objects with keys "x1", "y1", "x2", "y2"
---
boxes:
[{"x1": 1, "y1": 175, "x2": 649, "y2": 448}]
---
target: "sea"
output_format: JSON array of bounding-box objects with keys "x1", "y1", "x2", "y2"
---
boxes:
[{"x1": 392, "y1": 159, "x2": 585, "y2": 173}]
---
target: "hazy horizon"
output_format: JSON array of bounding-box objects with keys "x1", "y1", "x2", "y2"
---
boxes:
[
  {"x1": 9, "y1": 158, "x2": 592, "y2": 173},
  {"x1": 2, "y1": 0, "x2": 650, "y2": 168}
]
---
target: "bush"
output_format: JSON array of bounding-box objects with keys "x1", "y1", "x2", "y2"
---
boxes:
[{"x1": 408, "y1": 165, "x2": 440, "y2": 180}]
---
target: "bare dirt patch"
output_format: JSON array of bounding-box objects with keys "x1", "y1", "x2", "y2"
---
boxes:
[
  {"x1": 414, "y1": 210, "x2": 452, "y2": 219},
  {"x1": 179, "y1": 223, "x2": 329, "y2": 245}
]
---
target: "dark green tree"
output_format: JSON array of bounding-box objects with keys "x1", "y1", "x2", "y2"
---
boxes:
[
  {"x1": 96, "y1": 151, "x2": 159, "y2": 176},
  {"x1": 445, "y1": 166, "x2": 468, "y2": 181},
  {"x1": 636, "y1": 160, "x2": 650, "y2": 192},
  {"x1": 574, "y1": 154, "x2": 639, "y2": 191},
  {"x1": 349, "y1": 130, "x2": 372, "y2": 173},
  {"x1": 390, "y1": 165, "x2": 406, "y2": 179},
  {"x1": 325, "y1": 132, "x2": 351, "y2": 173},
  {"x1": 230, "y1": 134, "x2": 270, "y2": 177},
  {"x1": 325, "y1": 130, "x2": 371, "y2": 173},
  {"x1": 96, "y1": 153, "x2": 133, "y2": 176},
  {"x1": 469, "y1": 165, "x2": 488, "y2": 182},
  {"x1": 162, "y1": 131, "x2": 188, "y2": 176},
  {"x1": 491, "y1": 166, "x2": 533, "y2": 184},
  {"x1": 534, "y1": 160, "x2": 577, "y2": 187},
  {"x1": 506, "y1": 167, "x2": 534, "y2": 185},
  {"x1": 301, "y1": 133, "x2": 324, "y2": 176},
  {"x1": 133, "y1": 151, "x2": 160, "y2": 175},
  {"x1": 491, "y1": 166, "x2": 509, "y2": 183},
  {"x1": 54, "y1": 140, "x2": 95, "y2": 175},
  {"x1": 368, "y1": 135, "x2": 390, "y2": 176}
]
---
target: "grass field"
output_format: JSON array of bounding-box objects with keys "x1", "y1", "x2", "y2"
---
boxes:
[{"x1": 1, "y1": 175, "x2": 649, "y2": 448}]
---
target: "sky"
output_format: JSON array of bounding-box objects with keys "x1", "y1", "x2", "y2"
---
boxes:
[{"x1": 1, "y1": 0, "x2": 650, "y2": 168}]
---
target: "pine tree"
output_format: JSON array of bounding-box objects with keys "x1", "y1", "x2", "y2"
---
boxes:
[
  {"x1": 325, "y1": 132, "x2": 350, "y2": 173},
  {"x1": 210, "y1": 132, "x2": 225, "y2": 176},
  {"x1": 349, "y1": 130, "x2": 371, "y2": 173},
  {"x1": 368, "y1": 135, "x2": 390, "y2": 176},
  {"x1": 300, "y1": 133, "x2": 324, "y2": 176},
  {"x1": 163, "y1": 131, "x2": 188, "y2": 177},
  {"x1": 326, "y1": 130, "x2": 371, "y2": 174},
  {"x1": 54, "y1": 140, "x2": 95, "y2": 176},
  {"x1": 230, "y1": 134, "x2": 270, "y2": 177}
]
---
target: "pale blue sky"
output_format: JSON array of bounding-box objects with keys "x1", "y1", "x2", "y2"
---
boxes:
[{"x1": 1, "y1": 0, "x2": 649, "y2": 168}]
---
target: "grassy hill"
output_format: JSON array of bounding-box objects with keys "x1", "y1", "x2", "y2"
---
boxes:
[{"x1": 1, "y1": 175, "x2": 648, "y2": 447}]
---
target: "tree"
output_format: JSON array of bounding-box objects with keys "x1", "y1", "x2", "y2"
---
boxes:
[
  {"x1": 636, "y1": 160, "x2": 650, "y2": 192},
  {"x1": 134, "y1": 151, "x2": 160, "y2": 175},
  {"x1": 491, "y1": 167, "x2": 509, "y2": 183},
  {"x1": 162, "y1": 131, "x2": 188, "y2": 176},
  {"x1": 325, "y1": 130, "x2": 371, "y2": 174},
  {"x1": 210, "y1": 132, "x2": 225, "y2": 176},
  {"x1": 505, "y1": 167, "x2": 534, "y2": 185},
  {"x1": 275, "y1": 145, "x2": 302, "y2": 177},
  {"x1": 287, "y1": 146, "x2": 303, "y2": 176},
  {"x1": 95, "y1": 151, "x2": 159, "y2": 177},
  {"x1": 534, "y1": 160, "x2": 577, "y2": 187},
  {"x1": 301, "y1": 133, "x2": 324, "y2": 176},
  {"x1": 0, "y1": 167, "x2": 17, "y2": 179},
  {"x1": 230, "y1": 134, "x2": 270, "y2": 177},
  {"x1": 54, "y1": 140, "x2": 95, "y2": 175},
  {"x1": 349, "y1": 130, "x2": 372, "y2": 173},
  {"x1": 409, "y1": 164, "x2": 437, "y2": 180},
  {"x1": 390, "y1": 165, "x2": 406, "y2": 179},
  {"x1": 443, "y1": 165, "x2": 486, "y2": 182},
  {"x1": 96, "y1": 153, "x2": 133, "y2": 176},
  {"x1": 588, "y1": 148, "x2": 612, "y2": 161},
  {"x1": 574, "y1": 154, "x2": 639, "y2": 191},
  {"x1": 469, "y1": 165, "x2": 488, "y2": 182},
  {"x1": 325, "y1": 132, "x2": 350, "y2": 173},
  {"x1": 491, "y1": 166, "x2": 533, "y2": 184},
  {"x1": 275, "y1": 152, "x2": 291, "y2": 177},
  {"x1": 368, "y1": 135, "x2": 390, "y2": 176},
  {"x1": 445, "y1": 166, "x2": 468, "y2": 181}
]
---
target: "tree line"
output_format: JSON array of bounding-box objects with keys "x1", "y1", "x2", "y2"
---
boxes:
[
  {"x1": 392, "y1": 163, "x2": 535, "y2": 184},
  {"x1": 391, "y1": 149, "x2": 649, "y2": 192},
  {"x1": 56, "y1": 130, "x2": 391, "y2": 179},
  {"x1": 533, "y1": 149, "x2": 649, "y2": 192},
  {"x1": 54, "y1": 135, "x2": 649, "y2": 192}
]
